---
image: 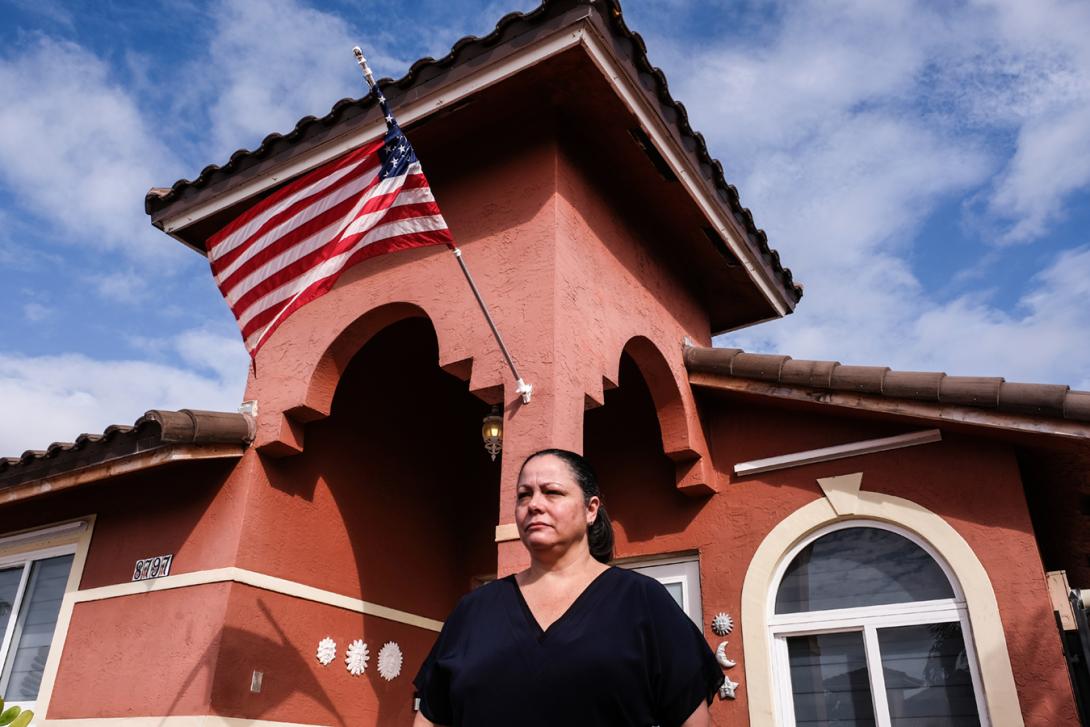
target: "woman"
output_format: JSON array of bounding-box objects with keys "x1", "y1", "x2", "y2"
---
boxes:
[{"x1": 412, "y1": 448, "x2": 722, "y2": 726}]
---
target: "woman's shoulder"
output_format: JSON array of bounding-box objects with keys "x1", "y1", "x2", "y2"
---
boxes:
[
  {"x1": 444, "y1": 575, "x2": 516, "y2": 622},
  {"x1": 605, "y1": 566, "x2": 674, "y2": 596}
]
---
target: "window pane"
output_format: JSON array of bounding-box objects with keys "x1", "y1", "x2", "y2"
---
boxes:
[
  {"x1": 1, "y1": 554, "x2": 74, "y2": 701},
  {"x1": 776, "y1": 528, "x2": 954, "y2": 613},
  {"x1": 878, "y1": 623, "x2": 981, "y2": 726},
  {"x1": 0, "y1": 566, "x2": 24, "y2": 643},
  {"x1": 787, "y1": 631, "x2": 876, "y2": 726},
  {"x1": 663, "y1": 581, "x2": 684, "y2": 609}
]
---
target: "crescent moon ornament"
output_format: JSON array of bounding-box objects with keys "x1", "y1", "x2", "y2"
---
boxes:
[{"x1": 715, "y1": 641, "x2": 737, "y2": 669}]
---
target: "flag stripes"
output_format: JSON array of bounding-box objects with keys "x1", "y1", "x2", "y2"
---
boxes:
[{"x1": 206, "y1": 132, "x2": 453, "y2": 357}]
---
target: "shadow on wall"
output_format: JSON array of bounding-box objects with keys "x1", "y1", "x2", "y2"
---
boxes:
[
  {"x1": 172, "y1": 599, "x2": 345, "y2": 727},
  {"x1": 585, "y1": 352, "x2": 705, "y2": 545}
]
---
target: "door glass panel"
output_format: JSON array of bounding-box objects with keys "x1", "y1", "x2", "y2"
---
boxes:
[
  {"x1": 787, "y1": 631, "x2": 877, "y2": 726},
  {"x1": 663, "y1": 581, "x2": 684, "y2": 609},
  {"x1": 776, "y1": 527, "x2": 954, "y2": 613},
  {"x1": 0, "y1": 566, "x2": 23, "y2": 641},
  {"x1": 1, "y1": 554, "x2": 74, "y2": 701},
  {"x1": 878, "y1": 622, "x2": 981, "y2": 726}
]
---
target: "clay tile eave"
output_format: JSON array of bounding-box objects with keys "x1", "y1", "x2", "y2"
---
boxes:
[
  {"x1": 940, "y1": 376, "x2": 1003, "y2": 408},
  {"x1": 0, "y1": 409, "x2": 254, "y2": 494},
  {"x1": 829, "y1": 365, "x2": 890, "y2": 395},
  {"x1": 683, "y1": 344, "x2": 1090, "y2": 432}
]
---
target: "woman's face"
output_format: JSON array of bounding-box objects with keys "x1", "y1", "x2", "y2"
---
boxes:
[{"x1": 515, "y1": 454, "x2": 600, "y2": 558}]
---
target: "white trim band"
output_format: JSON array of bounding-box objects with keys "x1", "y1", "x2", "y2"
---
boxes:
[
  {"x1": 72, "y1": 566, "x2": 443, "y2": 632},
  {"x1": 733, "y1": 429, "x2": 942, "y2": 477}
]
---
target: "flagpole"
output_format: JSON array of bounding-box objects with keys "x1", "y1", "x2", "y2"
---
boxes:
[{"x1": 352, "y1": 47, "x2": 534, "y2": 404}]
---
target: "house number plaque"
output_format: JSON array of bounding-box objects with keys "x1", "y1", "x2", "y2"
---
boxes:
[{"x1": 132, "y1": 554, "x2": 173, "y2": 581}]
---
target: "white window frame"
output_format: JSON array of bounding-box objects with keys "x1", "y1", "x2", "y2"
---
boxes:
[
  {"x1": 0, "y1": 519, "x2": 90, "y2": 717},
  {"x1": 768, "y1": 521, "x2": 990, "y2": 727},
  {"x1": 617, "y1": 553, "x2": 703, "y2": 631}
]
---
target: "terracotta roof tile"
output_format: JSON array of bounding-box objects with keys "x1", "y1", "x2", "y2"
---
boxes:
[
  {"x1": 0, "y1": 409, "x2": 254, "y2": 490},
  {"x1": 684, "y1": 345, "x2": 1090, "y2": 424}
]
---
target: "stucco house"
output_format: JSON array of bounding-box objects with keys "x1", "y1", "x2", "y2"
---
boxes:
[{"x1": 2, "y1": 1, "x2": 1088, "y2": 725}]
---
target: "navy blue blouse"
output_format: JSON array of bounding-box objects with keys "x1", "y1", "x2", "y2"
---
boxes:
[{"x1": 413, "y1": 566, "x2": 723, "y2": 727}]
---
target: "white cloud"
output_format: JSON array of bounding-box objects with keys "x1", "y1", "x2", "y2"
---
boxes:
[
  {"x1": 0, "y1": 36, "x2": 184, "y2": 262},
  {"x1": 86, "y1": 270, "x2": 150, "y2": 303},
  {"x1": 198, "y1": 0, "x2": 372, "y2": 160},
  {"x1": 0, "y1": 328, "x2": 249, "y2": 456},
  {"x1": 616, "y1": 1, "x2": 1090, "y2": 388},
  {"x1": 22, "y1": 302, "x2": 52, "y2": 322}
]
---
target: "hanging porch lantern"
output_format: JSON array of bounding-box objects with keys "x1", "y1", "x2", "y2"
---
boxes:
[{"x1": 482, "y1": 406, "x2": 503, "y2": 461}]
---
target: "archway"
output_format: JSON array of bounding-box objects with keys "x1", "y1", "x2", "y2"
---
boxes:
[
  {"x1": 272, "y1": 316, "x2": 499, "y2": 723},
  {"x1": 584, "y1": 350, "x2": 705, "y2": 551}
]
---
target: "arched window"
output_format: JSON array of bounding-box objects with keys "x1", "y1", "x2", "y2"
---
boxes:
[{"x1": 769, "y1": 522, "x2": 988, "y2": 726}]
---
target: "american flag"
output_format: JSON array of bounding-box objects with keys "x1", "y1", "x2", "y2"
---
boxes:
[{"x1": 206, "y1": 94, "x2": 453, "y2": 358}]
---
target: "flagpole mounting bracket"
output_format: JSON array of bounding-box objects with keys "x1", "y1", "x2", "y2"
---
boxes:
[{"x1": 515, "y1": 378, "x2": 533, "y2": 404}]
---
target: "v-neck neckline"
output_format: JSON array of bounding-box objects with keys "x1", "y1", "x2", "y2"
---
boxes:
[{"x1": 508, "y1": 567, "x2": 614, "y2": 642}]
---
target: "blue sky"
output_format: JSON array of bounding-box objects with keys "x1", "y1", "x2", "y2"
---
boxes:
[{"x1": 1, "y1": 0, "x2": 1089, "y2": 455}]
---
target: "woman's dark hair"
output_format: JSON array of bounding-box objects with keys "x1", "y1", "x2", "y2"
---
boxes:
[{"x1": 520, "y1": 448, "x2": 614, "y2": 564}]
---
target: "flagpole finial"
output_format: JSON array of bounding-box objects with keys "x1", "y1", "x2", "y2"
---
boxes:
[{"x1": 352, "y1": 46, "x2": 376, "y2": 91}]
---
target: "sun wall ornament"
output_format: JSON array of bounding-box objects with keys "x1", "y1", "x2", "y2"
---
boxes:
[
  {"x1": 377, "y1": 641, "x2": 403, "y2": 681},
  {"x1": 711, "y1": 612, "x2": 734, "y2": 637},
  {"x1": 345, "y1": 639, "x2": 370, "y2": 676},
  {"x1": 316, "y1": 637, "x2": 337, "y2": 666}
]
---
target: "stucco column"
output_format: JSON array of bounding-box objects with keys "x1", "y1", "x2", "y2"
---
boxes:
[{"x1": 495, "y1": 372, "x2": 586, "y2": 577}]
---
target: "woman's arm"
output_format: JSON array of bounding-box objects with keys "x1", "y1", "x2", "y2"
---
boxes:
[
  {"x1": 412, "y1": 710, "x2": 448, "y2": 727},
  {"x1": 680, "y1": 700, "x2": 711, "y2": 727}
]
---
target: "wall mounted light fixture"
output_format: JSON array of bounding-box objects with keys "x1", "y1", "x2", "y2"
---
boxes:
[{"x1": 482, "y1": 406, "x2": 503, "y2": 461}]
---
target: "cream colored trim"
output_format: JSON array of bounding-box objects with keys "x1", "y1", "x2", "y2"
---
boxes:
[
  {"x1": 158, "y1": 23, "x2": 790, "y2": 314},
  {"x1": 0, "y1": 445, "x2": 245, "y2": 506},
  {"x1": 494, "y1": 523, "x2": 519, "y2": 542},
  {"x1": 733, "y1": 429, "x2": 942, "y2": 477},
  {"x1": 40, "y1": 717, "x2": 324, "y2": 726},
  {"x1": 70, "y1": 566, "x2": 443, "y2": 632},
  {"x1": 816, "y1": 472, "x2": 864, "y2": 515},
  {"x1": 15, "y1": 515, "x2": 96, "y2": 723},
  {"x1": 741, "y1": 480, "x2": 1023, "y2": 726}
]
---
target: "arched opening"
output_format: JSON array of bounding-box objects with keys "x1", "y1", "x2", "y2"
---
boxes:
[
  {"x1": 584, "y1": 352, "x2": 704, "y2": 548},
  {"x1": 580, "y1": 349, "x2": 708, "y2": 633},
  {"x1": 769, "y1": 522, "x2": 985, "y2": 726},
  {"x1": 311, "y1": 316, "x2": 499, "y2": 611},
  {"x1": 265, "y1": 316, "x2": 499, "y2": 724},
  {"x1": 742, "y1": 491, "x2": 1022, "y2": 727}
]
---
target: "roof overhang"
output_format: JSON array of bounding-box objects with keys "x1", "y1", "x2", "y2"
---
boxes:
[
  {"x1": 690, "y1": 372, "x2": 1090, "y2": 447},
  {"x1": 146, "y1": 0, "x2": 801, "y2": 330},
  {"x1": 0, "y1": 409, "x2": 253, "y2": 506}
]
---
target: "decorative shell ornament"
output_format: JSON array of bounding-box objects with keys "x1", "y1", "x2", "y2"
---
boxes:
[
  {"x1": 377, "y1": 641, "x2": 404, "y2": 681},
  {"x1": 345, "y1": 639, "x2": 370, "y2": 676},
  {"x1": 316, "y1": 637, "x2": 337, "y2": 666},
  {"x1": 715, "y1": 641, "x2": 736, "y2": 669},
  {"x1": 711, "y1": 612, "x2": 734, "y2": 637},
  {"x1": 719, "y1": 674, "x2": 739, "y2": 700}
]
